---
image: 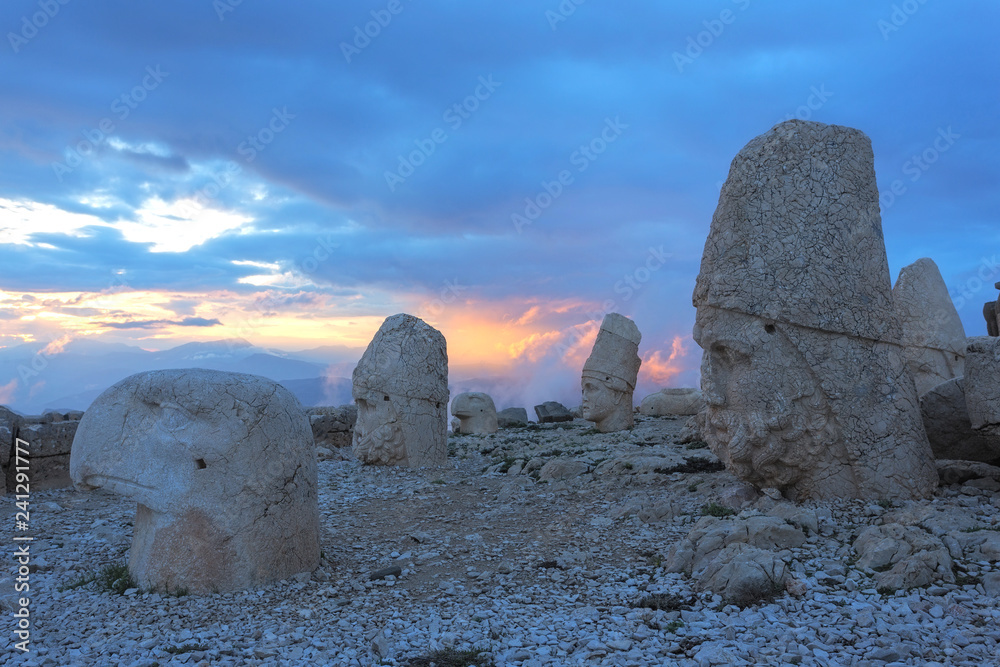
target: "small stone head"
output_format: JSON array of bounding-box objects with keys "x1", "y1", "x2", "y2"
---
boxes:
[
  {"x1": 352, "y1": 313, "x2": 449, "y2": 466},
  {"x1": 451, "y1": 392, "x2": 498, "y2": 434},
  {"x1": 70, "y1": 368, "x2": 320, "y2": 593},
  {"x1": 580, "y1": 313, "x2": 641, "y2": 432}
]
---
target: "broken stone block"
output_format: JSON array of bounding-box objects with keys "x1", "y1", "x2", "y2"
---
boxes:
[{"x1": 533, "y1": 401, "x2": 573, "y2": 423}]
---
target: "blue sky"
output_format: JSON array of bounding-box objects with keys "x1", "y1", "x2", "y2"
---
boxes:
[{"x1": 0, "y1": 0, "x2": 997, "y2": 408}]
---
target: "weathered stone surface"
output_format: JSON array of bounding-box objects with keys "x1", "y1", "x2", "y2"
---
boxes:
[
  {"x1": 893, "y1": 258, "x2": 966, "y2": 396},
  {"x1": 451, "y1": 392, "x2": 498, "y2": 435},
  {"x1": 352, "y1": 314, "x2": 449, "y2": 467},
  {"x1": 692, "y1": 119, "x2": 937, "y2": 501},
  {"x1": 853, "y1": 524, "x2": 954, "y2": 592},
  {"x1": 306, "y1": 404, "x2": 357, "y2": 450},
  {"x1": 935, "y1": 459, "x2": 1000, "y2": 486},
  {"x1": 0, "y1": 406, "x2": 20, "y2": 494},
  {"x1": 697, "y1": 543, "x2": 789, "y2": 606},
  {"x1": 985, "y1": 301, "x2": 999, "y2": 337},
  {"x1": 920, "y1": 378, "x2": 1000, "y2": 462},
  {"x1": 537, "y1": 459, "x2": 591, "y2": 481},
  {"x1": 965, "y1": 336, "x2": 1000, "y2": 439},
  {"x1": 534, "y1": 401, "x2": 573, "y2": 423},
  {"x1": 70, "y1": 369, "x2": 320, "y2": 594},
  {"x1": 638, "y1": 388, "x2": 705, "y2": 417},
  {"x1": 581, "y1": 313, "x2": 641, "y2": 432},
  {"x1": 497, "y1": 407, "x2": 529, "y2": 428},
  {"x1": 3, "y1": 410, "x2": 81, "y2": 492}
]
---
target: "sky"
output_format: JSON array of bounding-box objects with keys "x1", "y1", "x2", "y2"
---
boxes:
[{"x1": 0, "y1": 1, "x2": 997, "y2": 411}]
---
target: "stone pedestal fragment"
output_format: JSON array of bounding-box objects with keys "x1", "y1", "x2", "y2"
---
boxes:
[
  {"x1": 580, "y1": 313, "x2": 642, "y2": 432},
  {"x1": 534, "y1": 401, "x2": 573, "y2": 423},
  {"x1": 692, "y1": 119, "x2": 937, "y2": 501},
  {"x1": 352, "y1": 314, "x2": 449, "y2": 467},
  {"x1": 70, "y1": 369, "x2": 320, "y2": 594},
  {"x1": 451, "y1": 392, "x2": 498, "y2": 434},
  {"x1": 893, "y1": 258, "x2": 966, "y2": 395},
  {"x1": 497, "y1": 407, "x2": 529, "y2": 428}
]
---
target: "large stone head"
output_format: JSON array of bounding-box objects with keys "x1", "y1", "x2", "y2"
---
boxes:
[
  {"x1": 451, "y1": 392, "x2": 498, "y2": 434},
  {"x1": 581, "y1": 313, "x2": 641, "y2": 432},
  {"x1": 693, "y1": 120, "x2": 937, "y2": 500},
  {"x1": 352, "y1": 313, "x2": 449, "y2": 466},
  {"x1": 892, "y1": 257, "x2": 966, "y2": 395},
  {"x1": 70, "y1": 368, "x2": 320, "y2": 594}
]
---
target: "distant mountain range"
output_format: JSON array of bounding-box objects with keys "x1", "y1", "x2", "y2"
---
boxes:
[{"x1": 0, "y1": 338, "x2": 355, "y2": 414}]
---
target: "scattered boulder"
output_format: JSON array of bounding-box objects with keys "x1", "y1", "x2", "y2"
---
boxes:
[
  {"x1": 638, "y1": 388, "x2": 705, "y2": 417},
  {"x1": 352, "y1": 314, "x2": 449, "y2": 467},
  {"x1": 893, "y1": 257, "x2": 966, "y2": 395},
  {"x1": 920, "y1": 378, "x2": 1000, "y2": 462},
  {"x1": 70, "y1": 369, "x2": 321, "y2": 594},
  {"x1": 692, "y1": 119, "x2": 937, "y2": 501},
  {"x1": 853, "y1": 524, "x2": 954, "y2": 592},
  {"x1": 935, "y1": 459, "x2": 1000, "y2": 486},
  {"x1": 537, "y1": 459, "x2": 590, "y2": 481},
  {"x1": 306, "y1": 404, "x2": 357, "y2": 450},
  {"x1": 965, "y1": 336, "x2": 1000, "y2": 439},
  {"x1": 451, "y1": 392, "x2": 498, "y2": 435},
  {"x1": 534, "y1": 401, "x2": 573, "y2": 423},
  {"x1": 697, "y1": 543, "x2": 790, "y2": 607},
  {"x1": 580, "y1": 313, "x2": 642, "y2": 432},
  {"x1": 497, "y1": 407, "x2": 529, "y2": 428}
]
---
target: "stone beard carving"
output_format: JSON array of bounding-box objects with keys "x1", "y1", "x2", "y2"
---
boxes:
[
  {"x1": 580, "y1": 313, "x2": 642, "y2": 432},
  {"x1": 352, "y1": 313, "x2": 449, "y2": 467},
  {"x1": 693, "y1": 119, "x2": 937, "y2": 501},
  {"x1": 451, "y1": 392, "x2": 498, "y2": 434},
  {"x1": 70, "y1": 369, "x2": 320, "y2": 594},
  {"x1": 892, "y1": 257, "x2": 966, "y2": 396}
]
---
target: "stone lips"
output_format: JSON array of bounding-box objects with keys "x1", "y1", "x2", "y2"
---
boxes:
[
  {"x1": 70, "y1": 368, "x2": 320, "y2": 594},
  {"x1": 352, "y1": 313, "x2": 449, "y2": 403},
  {"x1": 581, "y1": 313, "x2": 642, "y2": 392},
  {"x1": 694, "y1": 119, "x2": 901, "y2": 343}
]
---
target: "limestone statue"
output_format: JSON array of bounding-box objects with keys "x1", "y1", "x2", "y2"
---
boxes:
[
  {"x1": 692, "y1": 119, "x2": 938, "y2": 501},
  {"x1": 892, "y1": 257, "x2": 966, "y2": 395},
  {"x1": 580, "y1": 313, "x2": 641, "y2": 432},
  {"x1": 451, "y1": 392, "x2": 498, "y2": 434},
  {"x1": 352, "y1": 313, "x2": 449, "y2": 467},
  {"x1": 70, "y1": 369, "x2": 320, "y2": 594}
]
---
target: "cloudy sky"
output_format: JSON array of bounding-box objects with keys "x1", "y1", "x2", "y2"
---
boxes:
[{"x1": 0, "y1": 1, "x2": 997, "y2": 408}]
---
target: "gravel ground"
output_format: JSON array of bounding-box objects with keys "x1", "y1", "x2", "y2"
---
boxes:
[{"x1": 3, "y1": 415, "x2": 1000, "y2": 666}]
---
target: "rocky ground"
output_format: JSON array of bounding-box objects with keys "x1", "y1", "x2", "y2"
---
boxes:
[{"x1": 3, "y1": 415, "x2": 1000, "y2": 666}]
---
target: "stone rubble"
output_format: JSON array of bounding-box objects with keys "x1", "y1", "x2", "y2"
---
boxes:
[{"x1": 3, "y1": 416, "x2": 1000, "y2": 666}]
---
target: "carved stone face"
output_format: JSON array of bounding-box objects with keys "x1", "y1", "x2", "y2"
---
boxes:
[
  {"x1": 352, "y1": 389, "x2": 405, "y2": 465},
  {"x1": 581, "y1": 375, "x2": 631, "y2": 432},
  {"x1": 70, "y1": 369, "x2": 320, "y2": 593},
  {"x1": 694, "y1": 307, "x2": 844, "y2": 497},
  {"x1": 450, "y1": 392, "x2": 498, "y2": 434}
]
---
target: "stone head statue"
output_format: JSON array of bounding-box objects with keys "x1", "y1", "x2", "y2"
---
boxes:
[
  {"x1": 451, "y1": 392, "x2": 498, "y2": 434},
  {"x1": 892, "y1": 257, "x2": 966, "y2": 396},
  {"x1": 70, "y1": 369, "x2": 320, "y2": 594},
  {"x1": 581, "y1": 313, "x2": 641, "y2": 432},
  {"x1": 352, "y1": 313, "x2": 449, "y2": 466},
  {"x1": 693, "y1": 119, "x2": 937, "y2": 501}
]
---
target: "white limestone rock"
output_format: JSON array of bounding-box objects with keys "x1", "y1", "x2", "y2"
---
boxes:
[
  {"x1": 581, "y1": 313, "x2": 641, "y2": 432},
  {"x1": 692, "y1": 119, "x2": 937, "y2": 501},
  {"x1": 351, "y1": 314, "x2": 449, "y2": 467},
  {"x1": 893, "y1": 257, "x2": 966, "y2": 395},
  {"x1": 70, "y1": 368, "x2": 320, "y2": 594},
  {"x1": 450, "y1": 392, "x2": 498, "y2": 435},
  {"x1": 638, "y1": 388, "x2": 705, "y2": 417}
]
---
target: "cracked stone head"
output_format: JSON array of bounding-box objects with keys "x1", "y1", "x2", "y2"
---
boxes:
[
  {"x1": 352, "y1": 313, "x2": 449, "y2": 466},
  {"x1": 451, "y1": 392, "x2": 498, "y2": 434},
  {"x1": 70, "y1": 368, "x2": 320, "y2": 593},
  {"x1": 580, "y1": 313, "x2": 641, "y2": 432}
]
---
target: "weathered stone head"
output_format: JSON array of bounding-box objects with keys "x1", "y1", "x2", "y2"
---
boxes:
[
  {"x1": 893, "y1": 257, "x2": 966, "y2": 395},
  {"x1": 352, "y1": 313, "x2": 449, "y2": 466},
  {"x1": 70, "y1": 369, "x2": 320, "y2": 594},
  {"x1": 693, "y1": 119, "x2": 937, "y2": 501},
  {"x1": 581, "y1": 313, "x2": 641, "y2": 432},
  {"x1": 451, "y1": 392, "x2": 498, "y2": 434}
]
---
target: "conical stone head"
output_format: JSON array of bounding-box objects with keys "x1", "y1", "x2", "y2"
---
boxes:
[{"x1": 581, "y1": 313, "x2": 641, "y2": 432}]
